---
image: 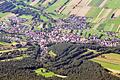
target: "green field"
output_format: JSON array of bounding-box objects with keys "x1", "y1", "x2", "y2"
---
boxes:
[
  {"x1": 89, "y1": 0, "x2": 104, "y2": 6},
  {"x1": 86, "y1": 7, "x2": 102, "y2": 20},
  {"x1": 46, "y1": 0, "x2": 69, "y2": 12},
  {"x1": 91, "y1": 53, "x2": 120, "y2": 71},
  {"x1": 35, "y1": 68, "x2": 56, "y2": 77},
  {"x1": 91, "y1": 59, "x2": 120, "y2": 71},
  {"x1": 0, "y1": 54, "x2": 29, "y2": 62},
  {"x1": 111, "y1": 24, "x2": 119, "y2": 32},
  {"x1": 105, "y1": 0, "x2": 120, "y2": 8}
]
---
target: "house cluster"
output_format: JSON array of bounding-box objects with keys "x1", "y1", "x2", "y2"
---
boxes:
[{"x1": 26, "y1": 27, "x2": 120, "y2": 49}]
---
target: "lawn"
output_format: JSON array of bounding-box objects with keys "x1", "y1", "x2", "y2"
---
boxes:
[{"x1": 104, "y1": 0, "x2": 120, "y2": 9}]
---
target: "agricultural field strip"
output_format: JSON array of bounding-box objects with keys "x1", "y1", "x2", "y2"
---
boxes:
[
  {"x1": 93, "y1": 8, "x2": 105, "y2": 23},
  {"x1": 91, "y1": 53, "x2": 120, "y2": 71},
  {"x1": 115, "y1": 9, "x2": 120, "y2": 17},
  {"x1": 106, "y1": 68, "x2": 120, "y2": 73},
  {"x1": 86, "y1": 0, "x2": 92, "y2": 6},
  {"x1": 104, "y1": 0, "x2": 120, "y2": 8},
  {"x1": 69, "y1": 0, "x2": 91, "y2": 16},
  {"x1": 0, "y1": 48, "x2": 28, "y2": 53},
  {"x1": 91, "y1": 59, "x2": 120, "y2": 71},
  {"x1": 62, "y1": 0, "x2": 83, "y2": 14},
  {"x1": 93, "y1": 57, "x2": 120, "y2": 65},
  {"x1": 0, "y1": 54, "x2": 29, "y2": 62},
  {"x1": 46, "y1": 0, "x2": 70, "y2": 12},
  {"x1": 99, "y1": 0, "x2": 108, "y2": 8}
]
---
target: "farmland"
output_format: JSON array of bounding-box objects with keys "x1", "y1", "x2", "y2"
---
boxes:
[
  {"x1": 91, "y1": 53, "x2": 120, "y2": 71},
  {"x1": 0, "y1": 0, "x2": 120, "y2": 80}
]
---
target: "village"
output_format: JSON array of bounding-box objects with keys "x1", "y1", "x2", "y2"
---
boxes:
[{"x1": 0, "y1": 15, "x2": 120, "y2": 53}]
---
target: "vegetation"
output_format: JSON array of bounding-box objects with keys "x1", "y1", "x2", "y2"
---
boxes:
[
  {"x1": 0, "y1": 48, "x2": 28, "y2": 53},
  {"x1": 89, "y1": 0, "x2": 104, "y2": 6},
  {"x1": 91, "y1": 53, "x2": 120, "y2": 71},
  {"x1": 105, "y1": 0, "x2": 120, "y2": 8},
  {"x1": 0, "y1": 42, "x2": 119, "y2": 80},
  {"x1": 91, "y1": 59, "x2": 120, "y2": 71},
  {"x1": 35, "y1": 68, "x2": 56, "y2": 77}
]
